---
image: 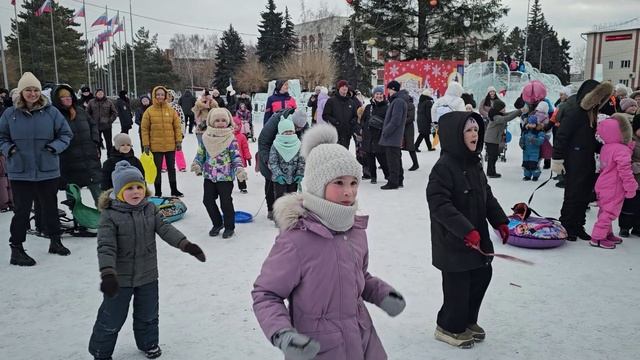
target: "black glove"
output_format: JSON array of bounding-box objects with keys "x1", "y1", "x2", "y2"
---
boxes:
[
  {"x1": 100, "y1": 273, "x2": 119, "y2": 298},
  {"x1": 143, "y1": 146, "x2": 150, "y2": 155},
  {"x1": 176, "y1": 143, "x2": 182, "y2": 151},
  {"x1": 184, "y1": 242, "x2": 206, "y2": 262}
]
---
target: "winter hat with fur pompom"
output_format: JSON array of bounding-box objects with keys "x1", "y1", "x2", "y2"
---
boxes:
[
  {"x1": 297, "y1": 124, "x2": 362, "y2": 231},
  {"x1": 620, "y1": 98, "x2": 638, "y2": 112},
  {"x1": 301, "y1": 124, "x2": 362, "y2": 198}
]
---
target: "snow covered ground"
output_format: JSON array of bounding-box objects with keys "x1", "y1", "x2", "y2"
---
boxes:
[{"x1": 1, "y1": 119, "x2": 639, "y2": 360}]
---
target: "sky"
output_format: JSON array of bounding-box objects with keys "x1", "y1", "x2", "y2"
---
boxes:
[{"x1": 1, "y1": 0, "x2": 640, "y2": 63}]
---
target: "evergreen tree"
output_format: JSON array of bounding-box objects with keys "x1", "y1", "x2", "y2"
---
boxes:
[
  {"x1": 360, "y1": 0, "x2": 415, "y2": 62},
  {"x1": 256, "y1": 0, "x2": 284, "y2": 73},
  {"x1": 282, "y1": 7, "x2": 298, "y2": 56},
  {"x1": 525, "y1": 0, "x2": 571, "y2": 84},
  {"x1": 214, "y1": 24, "x2": 247, "y2": 90},
  {"x1": 413, "y1": 0, "x2": 508, "y2": 60},
  {"x1": 498, "y1": 27, "x2": 525, "y2": 61},
  {"x1": 6, "y1": 0, "x2": 87, "y2": 87},
  {"x1": 331, "y1": 24, "x2": 369, "y2": 91},
  {"x1": 129, "y1": 27, "x2": 179, "y2": 95}
]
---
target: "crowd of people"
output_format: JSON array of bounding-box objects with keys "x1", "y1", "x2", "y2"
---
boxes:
[{"x1": 2, "y1": 69, "x2": 640, "y2": 359}]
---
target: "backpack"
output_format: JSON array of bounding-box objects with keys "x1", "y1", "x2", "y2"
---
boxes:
[
  {"x1": 434, "y1": 104, "x2": 453, "y2": 124},
  {"x1": 148, "y1": 196, "x2": 188, "y2": 223}
]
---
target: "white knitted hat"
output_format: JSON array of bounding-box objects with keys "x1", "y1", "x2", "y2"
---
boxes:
[
  {"x1": 17, "y1": 72, "x2": 42, "y2": 93},
  {"x1": 301, "y1": 124, "x2": 362, "y2": 198}
]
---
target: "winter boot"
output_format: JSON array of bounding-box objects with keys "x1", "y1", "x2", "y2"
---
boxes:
[
  {"x1": 466, "y1": 323, "x2": 486, "y2": 341},
  {"x1": 144, "y1": 346, "x2": 162, "y2": 359},
  {"x1": 487, "y1": 173, "x2": 502, "y2": 178},
  {"x1": 607, "y1": 233, "x2": 623, "y2": 245},
  {"x1": 434, "y1": 326, "x2": 475, "y2": 348},
  {"x1": 9, "y1": 243, "x2": 36, "y2": 266},
  {"x1": 170, "y1": 182, "x2": 183, "y2": 197},
  {"x1": 631, "y1": 228, "x2": 640, "y2": 237},
  {"x1": 522, "y1": 176, "x2": 531, "y2": 181},
  {"x1": 408, "y1": 164, "x2": 419, "y2": 171},
  {"x1": 577, "y1": 227, "x2": 592, "y2": 241},
  {"x1": 532, "y1": 176, "x2": 539, "y2": 181},
  {"x1": 589, "y1": 238, "x2": 616, "y2": 249},
  {"x1": 620, "y1": 228, "x2": 630, "y2": 238},
  {"x1": 222, "y1": 229, "x2": 235, "y2": 239},
  {"x1": 380, "y1": 183, "x2": 399, "y2": 190},
  {"x1": 209, "y1": 225, "x2": 223, "y2": 237},
  {"x1": 543, "y1": 159, "x2": 551, "y2": 169},
  {"x1": 48, "y1": 236, "x2": 71, "y2": 256}
]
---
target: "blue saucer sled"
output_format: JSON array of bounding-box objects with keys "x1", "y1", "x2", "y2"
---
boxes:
[{"x1": 235, "y1": 211, "x2": 253, "y2": 223}]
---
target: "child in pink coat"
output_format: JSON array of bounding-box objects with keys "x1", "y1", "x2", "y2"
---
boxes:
[
  {"x1": 591, "y1": 115, "x2": 638, "y2": 249},
  {"x1": 233, "y1": 116, "x2": 251, "y2": 193}
]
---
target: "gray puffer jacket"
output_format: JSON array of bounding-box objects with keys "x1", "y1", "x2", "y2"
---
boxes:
[
  {"x1": 97, "y1": 190, "x2": 188, "y2": 287},
  {"x1": 484, "y1": 109, "x2": 522, "y2": 145}
]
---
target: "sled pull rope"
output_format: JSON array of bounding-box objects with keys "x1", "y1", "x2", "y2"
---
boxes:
[
  {"x1": 527, "y1": 171, "x2": 554, "y2": 205},
  {"x1": 470, "y1": 244, "x2": 535, "y2": 266}
]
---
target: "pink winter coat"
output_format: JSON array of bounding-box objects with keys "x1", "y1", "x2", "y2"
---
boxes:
[
  {"x1": 252, "y1": 194, "x2": 394, "y2": 360},
  {"x1": 595, "y1": 117, "x2": 638, "y2": 201}
]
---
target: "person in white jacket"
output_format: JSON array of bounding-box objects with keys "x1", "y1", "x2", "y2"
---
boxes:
[{"x1": 431, "y1": 81, "x2": 467, "y2": 125}]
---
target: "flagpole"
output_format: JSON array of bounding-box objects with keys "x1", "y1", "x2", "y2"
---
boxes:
[
  {"x1": 13, "y1": 2, "x2": 23, "y2": 75},
  {"x1": 105, "y1": 6, "x2": 113, "y2": 96},
  {"x1": 129, "y1": 0, "x2": 137, "y2": 97},
  {"x1": 123, "y1": 18, "x2": 131, "y2": 94},
  {"x1": 118, "y1": 13, "x2": 124, "y2": 91},
  {"x1": 82, "y1": 0, "x2": 90, "y2": 88},
  {"x1": 1, "y1": 24, "x2": 9, "y2": 89},
  {"x1": 50, "y1": 3, "x2": 59, "y2": 83}
]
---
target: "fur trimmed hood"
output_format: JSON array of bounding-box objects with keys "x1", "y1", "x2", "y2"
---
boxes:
[
  {"x1": 580, "y1": 82, "x2": 614, "y2": 111},
  {"x1": 273, "y1": 193, "x2": 307, "y2": 231},
  {"x1": 611, "y1": 113, "x2": 634, "y2": 143},
  {"x1": 597, "y1": 114, "x2": 633, "y2": 145}
]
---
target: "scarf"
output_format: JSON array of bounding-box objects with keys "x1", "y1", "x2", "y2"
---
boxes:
[
  {"x1": 202, "y1": 126, "x2": 234, "y2": 158},
  {"x1": 273, "y1": 134, "x2": 301, "y2": 162},
  {"x1": 302, "y1": 192, "x2": 358, "y2": 232}
]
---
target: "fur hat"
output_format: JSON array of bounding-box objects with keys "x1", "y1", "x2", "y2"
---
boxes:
[
  {"x1": 620, "y1": 98, "x2": 638, "y2": 112},
  {"x1": 580, "y1": 82, "x2": 614, "y2": 111},
  {"x1": 336, "y1": 80, "x2": 349, "y2": 89},
  {"x1": 615, "y1": 83, "x2": 628, "y2": 96},
  {"x1": 387, "y1": 80, "x2": 401, "y2": 92},
  {"x1": 111, "y1": 160, "x2": 145, "y2": 201},
  {"x1": 278, "y1": 117, "x2": 295, "y2": 134},
  {"x1": 291, "y1": 109, "x2": 308, "y2": 128},
  {"x1": 113, "y1": 133, "x2": 132, "y2": 149},
  {"x1": 17, "y1": 72, "x2": 42, "y2": 93},
  {"x1": 301, "y1": 124, "x2": 361, "y2": 198},
  {"x1": 207, "y1": 108, "x2": 233, "y2": 128}
]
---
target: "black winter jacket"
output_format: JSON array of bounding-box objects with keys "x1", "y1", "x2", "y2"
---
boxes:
[
  {"x1": 52, "y1": 85, "x2": 102, "y2": 189},
  {"x1": 552, "y1": 80, "x2": 602, "y2": 176},
  {"x1": 427, "y1": 111, "x2": 508, "y2": 272},
  {"x1": 417, "y1": 95, "x2": 434, "y2": 134},
  {"x1": 361, "y1": 99, "x2": 388, "y2": 154},
  {"x1": 179, "y1": 91, "x2": 196, "y2": 116},
  {"x1": 116, "y1": 97, "x2": 133, "y2": 131},
  {"x1": 101, "y1": 150, "x2": 145, "y2": 190},
  {"x1": 322, "y1": 94, "x2": 358, "y2": 143}
]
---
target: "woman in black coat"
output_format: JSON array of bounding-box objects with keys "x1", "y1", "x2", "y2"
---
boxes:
[
  {"x1": 52, "y1": 85, "x2": 103, "y2": 204},
  {"x1": 116, "y1": 90, "x2": 133, "y2": 134},
  {"x1": 415, "y1": 89, "x2": 435, "y2": 151},
  {"x1": 402, "y1": 96, "x2": 419, "y2": 171},
  {"x1": 361, "y1": 87, "x2": 389, "y2": 184}
]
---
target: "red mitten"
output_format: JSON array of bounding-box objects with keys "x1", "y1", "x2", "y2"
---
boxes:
[
  {"x1": 464, "y1": 230, "x2": 481, "y2": 248},
  {"x1": 497, "y1": 224, "x2": 510, "y2": 244}
]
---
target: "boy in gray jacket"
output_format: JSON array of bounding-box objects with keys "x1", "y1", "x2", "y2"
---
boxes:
[{"x1": 89, "y1": 161, "x2": 206, "y2": 360}]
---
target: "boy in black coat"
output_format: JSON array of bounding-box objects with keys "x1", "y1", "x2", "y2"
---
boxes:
[
  {"x1": 101, "y1": 134, "x2": 145, "y2": 191},
  {"x1": 426, "y1": 111, "x2": 508, "y2": 348}
]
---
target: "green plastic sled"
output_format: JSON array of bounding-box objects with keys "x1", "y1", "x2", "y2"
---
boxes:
[{"x1": 65, "y1": 184, "x2": 101, "y2": 229}]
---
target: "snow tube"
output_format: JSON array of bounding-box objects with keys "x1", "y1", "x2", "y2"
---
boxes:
[
  {"x1": 505, "y1": 216, "x2": 567, "y2": 249},
  {"x1": 235, "y1": 211, "x2": 253, "y2": 223},
  {"x1": 505, "y1": 130, "x2": 512, "y2": 143},
  {"x1": 148, "y1": 196, "x2": 187, "y2": 223}
]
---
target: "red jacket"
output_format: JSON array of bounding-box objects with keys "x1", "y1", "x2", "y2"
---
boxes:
[{"x1": 234, "y1": 131, "x2": 251, "y2": 167}]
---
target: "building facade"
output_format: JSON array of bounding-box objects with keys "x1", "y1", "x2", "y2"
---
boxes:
[
  {"x1": 584, "y1": 26, "x2": 640, "y2": 88},
  {"x1": 294, "y1": 16, "x2": 349, "y2": 54}
]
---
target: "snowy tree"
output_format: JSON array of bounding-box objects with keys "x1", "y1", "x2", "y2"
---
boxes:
[
  {"x1": 256, "y1": 0, "x2": 284, "y2": 73},
  {"x1": 214, "y1": 25, "x2": 246, "y2": 90}
]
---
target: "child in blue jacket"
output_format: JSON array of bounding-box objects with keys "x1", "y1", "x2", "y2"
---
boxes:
[{"x1": 520, "y1": 115, "x2": 546, "y2": 181}]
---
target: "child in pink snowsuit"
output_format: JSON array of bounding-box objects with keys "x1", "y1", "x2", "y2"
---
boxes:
[{"x1": 591, "y1": 115, "x2": 638, "y2": 249}]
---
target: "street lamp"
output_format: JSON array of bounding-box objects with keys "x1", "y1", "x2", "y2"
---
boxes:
[{"x1": 539, "y1": 35, "x2": 550, "y2": 72}]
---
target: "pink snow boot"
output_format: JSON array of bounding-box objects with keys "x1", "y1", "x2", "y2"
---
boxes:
[
  {"x1": 606, "y1": 233, "x2": 623, "y2": 245},
  {"x1": 589, "y1": 238, "x2": 616, "y2": 249}
]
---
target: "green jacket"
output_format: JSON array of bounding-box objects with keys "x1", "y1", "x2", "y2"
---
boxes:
[{"x1": 97, "y1": 190, "x2": 187, "y2": 287}]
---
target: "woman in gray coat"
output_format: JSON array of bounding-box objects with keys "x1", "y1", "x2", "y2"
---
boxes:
[
  {"x1": 0, "y1": 72, "x2": 73, "y2": 266},
  {"x1": 484, "y1": 99, "x2": 523, "y2": 178}
]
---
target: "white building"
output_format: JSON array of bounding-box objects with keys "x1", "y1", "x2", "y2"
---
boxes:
[{"x1": 584, "y1": 22, "x2": 640, "y2": 88}]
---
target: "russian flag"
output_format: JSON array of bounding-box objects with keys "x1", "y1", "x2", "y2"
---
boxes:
[
  {"x1": 106, "y1": 14, "x2": 119, "y2": 27},
  {"x1": 113, "y1": 23, "x2": 124, "y2": 35},
  {"x1": 35, "y1": 0, "x2": 52, "y2": 16},
  {"x1": 92, "y1": 12, "x2": 108, "y2": 27},
  {"x1": 11, "y1": 0, "x2": 16, "y2": 6},
  {"x1": 74, "y1": 6, "x2": 85, "y2": 18}
]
